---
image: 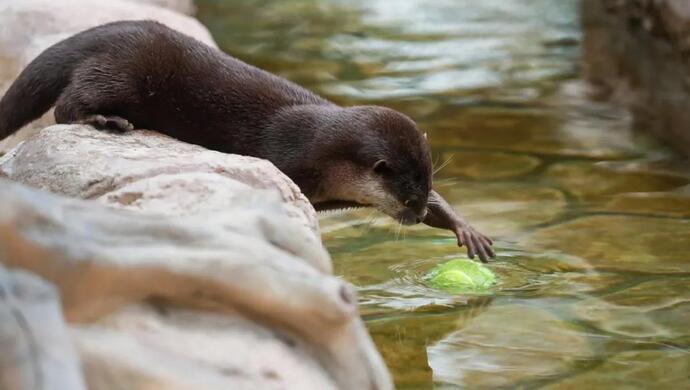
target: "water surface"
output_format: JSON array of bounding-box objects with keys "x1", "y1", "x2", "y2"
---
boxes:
[{"x1": 197, "y1": 1, "x2": 690, "y2": 388}]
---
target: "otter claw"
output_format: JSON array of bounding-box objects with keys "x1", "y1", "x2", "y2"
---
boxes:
[
  {"x1": 78, "y1": 115, "x2": 134, "y2": 133},
  {"x1": 455, "y1": 226, "x2": 494, "y2": 263}
]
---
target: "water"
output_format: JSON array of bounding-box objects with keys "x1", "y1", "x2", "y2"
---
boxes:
[{"x1": 196, "y1": 1, "x2": 690, "y2": 388}]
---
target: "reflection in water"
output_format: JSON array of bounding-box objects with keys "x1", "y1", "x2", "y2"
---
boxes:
[{"x1": 197, "y1": 0, "x2": 690, "y2": 388}]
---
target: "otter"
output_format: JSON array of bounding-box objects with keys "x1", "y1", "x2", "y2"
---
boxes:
[{"x1": 0, "y1": 20, "x2": 495, "y2": 261}]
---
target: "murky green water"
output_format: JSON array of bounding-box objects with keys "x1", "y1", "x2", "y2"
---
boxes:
[{"x1": 197, "y1": 0, "x2": 690, "y2": 388}]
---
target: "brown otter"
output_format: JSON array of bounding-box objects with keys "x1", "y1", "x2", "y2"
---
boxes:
[{"x1": 0, "y1": 20, "x2": 495, "y2": 261}]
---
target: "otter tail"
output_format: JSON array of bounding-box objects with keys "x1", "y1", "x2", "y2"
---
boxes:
[
  {"x1": 0, "y1": 21, "x2": 145, "y2": 139},
  {"x1": 0, "y1": 39, "x2": 84, "y2": 139}
]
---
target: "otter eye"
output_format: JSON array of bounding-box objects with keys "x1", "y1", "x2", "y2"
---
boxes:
[
  {"x1": 373, "y1": 159, "x2": 389, "y2": 175},
  {"x1": 404, "y1": 196, "x2": 420, "y2": 209}
]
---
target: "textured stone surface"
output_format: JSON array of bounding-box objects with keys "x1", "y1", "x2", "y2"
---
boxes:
[
  {"x1": 0, "y1": 179, "x2": 393, "y2": 389},
  {"x1": 442, "y1": 182, "x2": 568, "y2": 237},
  {"x1": 0, "y1": 0, "x2": 216, "y2": 153},
  {"x1": 574, "y1": 278, "x2": 690, "y2": 343},
  {"x1": 606, "y1": 185, "x2": 690, "y2": 217},
  {"x1": 440, "y1": 150, "x2": 541, "y2": 180},
  {"x1": 366, "y1": 297, "x2": 493, "y2": 389},
  {"x1": 581, "y1": 0, "x2": 690, "y2": 156},
  {"x1": 0, "y1": 125, "x2": 319, "y2": 238},
  {"x1": 425, "y1": 107, "x2": 645, "y2": 159},
  {"x1": 544, "y1": 350, "x2": 690, "y2": 389},
  {"x1": 0, "y1": 265, "x2": 85, "y2": 390},
  {"x1": 525, "y1": 215, "x2": 690, "y2": 274},
  {"x1": 545, "y1": 161, "x2": 688, "y2": 203},
  {"x1": 74, "y1": 306, "x2": 338, "y2": 390},
  {"x1": 427, "y1": 303, "x2": 591, "y2": 388}
]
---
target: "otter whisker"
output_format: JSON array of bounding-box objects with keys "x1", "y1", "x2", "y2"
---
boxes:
[
  {"x1": 433, "y1": 154, "x2": 454, "y2": 176},
  {"x1": 432, "y1": 152, "x2": 440, "y2": 171},
  {"x1": 395, "y1": 217, "x2": 403, "y2": 242},
  {"x1": 362, "y1": 209, "x2": 379, "y2": 234}
]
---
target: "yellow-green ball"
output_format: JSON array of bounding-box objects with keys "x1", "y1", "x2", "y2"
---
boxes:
[{"x1": 425, "y1": 259, "x2": 496, "y2": 293}]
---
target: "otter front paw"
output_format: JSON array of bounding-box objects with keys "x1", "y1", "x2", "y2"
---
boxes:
[
  {"x1": 454, "y1": 224, "x2": 495, "y2": 263},
  {"x1": 77, "y1": 115, "x2": 134, "y2": 133}
]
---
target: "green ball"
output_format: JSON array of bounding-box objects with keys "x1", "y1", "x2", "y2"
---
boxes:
[{"x1": 424, "y1": 259, "x2": 496, "y2": 293}]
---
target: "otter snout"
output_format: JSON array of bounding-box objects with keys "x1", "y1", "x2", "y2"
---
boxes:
[
  {"x1": 398, "y1": 196, "x2": 428, "y2": 225},
  {"x1": 398, "y1": 207, "x2": 427, "y2": 225}
]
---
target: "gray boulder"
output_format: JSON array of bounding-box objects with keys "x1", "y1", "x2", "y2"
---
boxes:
[
  {"x1": 0, "y1": 179, "x2": 392, "y2": 390},
  {"x1": 0, "y1": 125, "x2": 319, "y2": 244}
]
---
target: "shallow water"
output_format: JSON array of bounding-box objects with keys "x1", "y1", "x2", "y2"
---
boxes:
[{"x1": 197, "y1": 0, "x2": 690, "y2": 388}]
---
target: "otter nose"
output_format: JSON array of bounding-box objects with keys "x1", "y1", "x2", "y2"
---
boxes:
[
  {"x1": 418, "y1": 207, "x2": 428, "y2": 221},
  {"x1": 404, "y1": 196, "x2": 427, "y2": 222}
]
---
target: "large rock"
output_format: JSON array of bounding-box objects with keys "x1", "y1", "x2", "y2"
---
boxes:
[
  {"x1": 0, "y1": 179, "x2": 392, "y2": 389},
  {"x1": 0, "y1": 124, "x2": 320, "y2": 242},
  {"x1": 74, "y1": 306, "x2": 338, "y2": 390},
  {"x1": 0, "y1": 0, "x2": 216, "y2": 153},
  {"x1": 581, "y1": 0, "x2": 690, "y2": 156}
]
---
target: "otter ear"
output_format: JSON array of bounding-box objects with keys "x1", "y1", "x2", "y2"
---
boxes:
[{"x1": 373, "y1": 159, "x2": 388, "y2": 174}]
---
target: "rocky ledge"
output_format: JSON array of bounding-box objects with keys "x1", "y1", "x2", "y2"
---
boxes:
[
  {"x1": 0, "y1": 125, "x2": 319, "y2": 244},
  {"x1": 581, "y1": 0, "x2": 690, "y2": 156},
  {"x1": 0, "y1": 177, "x2": 390, "y2": 389}
]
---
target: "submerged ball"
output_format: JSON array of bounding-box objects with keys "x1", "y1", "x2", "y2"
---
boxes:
[{"x1": 424, "y1": 259, "x2": 496, "y2": 293}]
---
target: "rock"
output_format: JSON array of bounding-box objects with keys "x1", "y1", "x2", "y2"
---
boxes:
[
  {"x1": 606, "y1": 185, "x2": 690, "y2": 217},
  {"x1": 545, "y1": 161, "x2": 688, "y2": 203},
  {"x1": 543, "y1": 159, "x2": 690, "y2": 216},
  {"x1": 657, "y1": 0, "x2": 690, "y2": 43},
  {"x1": 424, "y1": 106, "x2": 646, "y2": 159},
  {"x1": 0, "y1": 124, "x2": 319, "y2": 239},
  {"x1": 427, "y1": 303, "x2": 591, "y2": 388},
  {"x1": 0, "y1": 264, "x2": 85, "y2": 390},
  {"x1": 366, "y1": 297, "x2": 493, "y2": 388},
  {"x1": 439, "y1": 150, "x2": 541, "y2": 180},
  {"x1": 0, "y1": 179, "x2": 393, "y2": 389},
  {"x1": 0, "y1": 0, "x2": 217, "y2": 153},
  {"x1": 525, "y1": 215, "x2": 690, "y2": 274},
  {"x1": 73, "y1": 306, "x2": 337, "y2": 390},
  {"x1": 573, "y1": 278, "x2": 690, "y2": 343},
  {"x1": 581, "y1": 0, "x2": 690, "y2": 156},
  {"x1": 544, "y1": 350, "x2": 690, "y2": 389},
  {"x1": 441, "y1": 182, "x2": 567, "y2": 237}
]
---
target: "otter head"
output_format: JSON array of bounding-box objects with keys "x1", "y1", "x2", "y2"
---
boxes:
[{"x1": 315, "y1": 106, "x2": 432, "y2": 225}]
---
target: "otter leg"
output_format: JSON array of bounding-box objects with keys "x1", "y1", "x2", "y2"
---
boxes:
[
  {"x1": 54, "y1": 87, "x2": 135, "y2": 133},
  {"x1": 54, "y1": 58, "x2": 137, "y2": 133},
  {"x1": 424, "y1": 190, "x2": 495, "y2": 262}
]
